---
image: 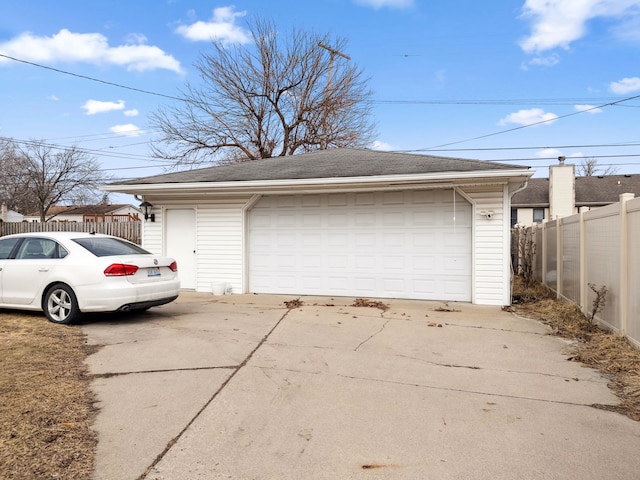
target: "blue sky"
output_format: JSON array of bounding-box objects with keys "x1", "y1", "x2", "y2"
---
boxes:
[{"x1": 2, "y1": 0, "x2": 640, "y2": 204}]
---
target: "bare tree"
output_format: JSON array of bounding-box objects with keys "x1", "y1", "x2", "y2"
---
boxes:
[
  {"x1": 17, "y1": 141, "x2": 109, "y2": 221},
  {"x1": 577, "y1": 157, "x2": 619, "y2": 176},
  {"x1": 150, "y1": 19, "x2": 375, "y2": 168},
  {"x1": 0, "y1": 139, "x2": 37, "y2": 215}
]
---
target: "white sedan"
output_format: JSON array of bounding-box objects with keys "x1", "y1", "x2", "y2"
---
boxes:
[{"x1": 0, "y1": 232, "x2": 180, "y2": 324}]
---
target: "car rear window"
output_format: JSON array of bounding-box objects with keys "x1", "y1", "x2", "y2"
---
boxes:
[
  {"x1": 73, "y1": 237, "x2": 151, "y2": 257},
  {"x1": 0, "y1": 237, "x2": 21, "y2": 259}
]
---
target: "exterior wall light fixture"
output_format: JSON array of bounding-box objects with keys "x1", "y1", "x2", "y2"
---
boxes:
[{"x1": 139, "y1": 201, "x2": 155, "y2": 222}]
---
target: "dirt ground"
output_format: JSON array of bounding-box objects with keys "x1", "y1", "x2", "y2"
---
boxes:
[
  {"x1": 0, "y1": 311, "x2": 98, "y2": 480},
  {"x1": 1, "y1": 281, "x2": 638, "y2": 479}
]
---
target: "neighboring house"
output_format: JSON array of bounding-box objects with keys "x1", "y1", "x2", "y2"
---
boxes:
[
  {"x1": 103, "y1": 148, "x2": 532, "y2": 306},
  {"x1": 511, "y1": 158, "x2": 640, "y2": 226},
  {"x1": 23, "y1": 204, "x2": 141, "y2": 223},
  {"x1": 1, "y1": 203, "x2": 24, "y2": 222}
]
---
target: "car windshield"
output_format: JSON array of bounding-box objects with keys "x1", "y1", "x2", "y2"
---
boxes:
[{"x1": 73, "y1": 237, "x2": 151, "y2": 257}]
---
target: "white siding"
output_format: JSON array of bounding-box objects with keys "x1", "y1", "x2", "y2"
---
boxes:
[
  {"x1": 461, "y1": 186, "x2": 509, "y2": 305},
  {"x1": 140, "y1": 206, "x2": 163, "y2": 254},
  {"x1": 196, "y1": 204, "x2": 245, "y2": 293},
  {"x1": 140, "y1": 196, "x2": 251, "y2": 295}
]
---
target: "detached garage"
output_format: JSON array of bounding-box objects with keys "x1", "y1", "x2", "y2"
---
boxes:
[{"x1": 104, "y1": 149, "x2": 531, "y2": 306}]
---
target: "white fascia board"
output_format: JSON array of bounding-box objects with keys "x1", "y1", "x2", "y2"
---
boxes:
[{"x1": 102, "y1": 169, "x2": 533, "y2": 196}]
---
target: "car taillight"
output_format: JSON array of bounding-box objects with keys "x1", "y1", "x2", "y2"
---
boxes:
[
  {"x1": 104, "y1": 264, "x2": 139, "y2": 276},
  {"x1": 169, "y1": 261, "x2": 178, "y2": 272}
]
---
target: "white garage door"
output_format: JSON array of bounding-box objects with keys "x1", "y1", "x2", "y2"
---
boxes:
[{"x1": 249, "y1": 190, "x2": 472, "y2": 301}]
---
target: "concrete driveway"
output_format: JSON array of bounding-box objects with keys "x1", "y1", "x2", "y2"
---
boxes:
[{"x1": 82, "y1": 292, "x2": 640, "y2": 480}]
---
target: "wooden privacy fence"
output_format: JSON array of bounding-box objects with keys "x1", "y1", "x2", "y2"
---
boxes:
[
  {"x1": 512, "y1": 193, "x2": 640, "y2": 348},
  {"x1": 0, "y1": 221, "x2": 141, "y2": 245}
]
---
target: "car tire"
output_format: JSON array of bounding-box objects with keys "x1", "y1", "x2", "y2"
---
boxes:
[{"x1": 43, "y1": 283, "x2": 81, "y2": 325}]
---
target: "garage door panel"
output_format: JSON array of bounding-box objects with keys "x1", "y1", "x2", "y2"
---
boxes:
[
  {"x1": 413, "y1": 278, "x2": 437, "y2": 295},
  {"x1": 328, "y1": 255, "x2": 348, "y2": 268},
  {"x1": 382, "y1": 191, "x2": 404, "y2": 204},
  {"x1": 413, "y1": 255, "x2": 436, "y2": 272},
  {"x1": 301, "y1": 276, "x2": 322, "y2": 289},
  {"x1": 383, "y1": 255, "x2": 406, "y2": 270},
  {"x1": 383, "y1": 278, "x2": 405, "y2": 293},
  {"x1": 249, "y1": 191, "x2": 471, "y2": 301},
  {"x1": 302, "y1": 213, "x2": 322, "y2": 226},
  {"x1": 328, "y1": 194, "x2": 348, "y2": 206},
  {"x1": 302, "y1": 255, "x2": 322, "y2": 269},
  {"x1": 354, "y1": 277, "x2": 376, "y2": 292},
  {"x1": 355, "y1": 212, "x2": 376, "y2": 225}
]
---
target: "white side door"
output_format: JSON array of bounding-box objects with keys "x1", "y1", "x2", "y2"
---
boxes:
[{"x1": 166, "y1": 209, "x2": 197, "y2": 289}]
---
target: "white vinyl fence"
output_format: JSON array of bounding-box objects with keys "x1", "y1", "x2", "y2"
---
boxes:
[
  {"x1": 0, "y1": 221, "x2": 141, "y2": 245},
  {"x1": 513, "y1": 193, "x2": 640, "y2": 348}
]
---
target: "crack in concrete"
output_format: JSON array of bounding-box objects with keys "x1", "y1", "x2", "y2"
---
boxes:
[
  {"x1": 354, "y1": 318, "x2": 392, "y2": 351},
  {"x1": 253, "y1": 365, "x2": 613, "y2": 409},
  {"x1": 137, "y1": 309, "x2": 292, "y2": 480},
  {"x1": 89, "y1": 365, "x2": 239, "y2": 379}
]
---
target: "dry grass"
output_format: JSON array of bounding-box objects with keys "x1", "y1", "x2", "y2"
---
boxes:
[
  {"x1": 0, "y1": 311, "x2": 98, "y2": 479},
  {"x1": 511, "y1": 277, "x2": 640, "y2": 421}
]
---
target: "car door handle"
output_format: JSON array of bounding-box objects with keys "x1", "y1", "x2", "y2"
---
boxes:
[{"x1": 39, "y1": 267, "x2": 49, "y2": 272}]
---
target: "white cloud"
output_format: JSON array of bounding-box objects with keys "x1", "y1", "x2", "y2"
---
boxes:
[
  {"x1": 175, "y1": 6, "x2": 251, "y2": 43},
  {"x1": 611, "y1": 14, "x2": 640, "y2": 41},
  {"x1": 109, "y1": 124, "x2": 143, "y2": 137},
  {"x1": 574, "y1": 104, "x2": 602, "y2": 113},
  {"x1": 610, "y1": 76, "x2": 640, "y2": 94},
  {"x1": 47, "y1": 95, "x2": 59, "y2": 101},
  {"x1": 82, "y1": 99, "x2": 125, "y2": 115},
  {"x1": 519, "y1": 0, "x2": 640, "y2": 54},
  {"x1": 370, "y1": 140, "x2": 393, "y2": 151},
  {"x1": 537, "y1": 148, "x2": 584, "y2": 161},
  {"x1": 521, "y1": 53, "x2": 560, "y2": 69},
  {"x1": 124, "y1": 109, "x2": 139, "y2": 117},
  {"x1": 354, "y1": 0, "x2": 414, "y2": 8},
  {"x1": 498, "y1": 108, "x2": 558, "y2": 127},
  {"x1": 0, "y1": 28, "x2": 182, "y2": 73},
  {"x1": 537, "y1": 148, "x2": 563, "y2": 159}
]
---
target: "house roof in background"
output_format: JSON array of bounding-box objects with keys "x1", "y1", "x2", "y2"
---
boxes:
[
  {"x1": 113, "y1": 148, "x2": 530, "y2": 186},
  {"x1": 512, "y1": 174, "x2": 640, "y2": 207},
  {"x1": 26, "y1": 204, "x2": 137, "y2": 217}
]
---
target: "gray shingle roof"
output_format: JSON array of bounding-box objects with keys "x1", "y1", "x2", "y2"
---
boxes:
[
  {"x1": 25, "y1": 204, "x2": 135, "y2": 217},
  {"x1": 116, "y1": 148, "x2": 528, "y2": 185},
  {"x1": 512, "y1": 174, "x2": 640, "y2": 207}
]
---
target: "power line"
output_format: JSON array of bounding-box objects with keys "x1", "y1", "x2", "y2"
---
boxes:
[
  {"x1": 4, "y1": 53, "x2": 640, "y2": 174},
  {"x1": 412, "y1": 93, "x2": 640, "y2": 150},
  {"x1": 0, "y1": 53, "x2": 184, "y2": 102},
  {"x1": 0, "y1": 135, "x2": 175, "y2": 164},
  {"x1": 372, "y1": 97, "x2": 625, "y2": 106},
  {"x1": 406, "y1": 142, "x2": 640, "y2": 153}
]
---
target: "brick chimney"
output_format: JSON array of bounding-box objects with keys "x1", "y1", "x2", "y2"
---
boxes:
[
  {"x1": 549, "y1": 156, "x2": 575, "y2": 220},
  {"x1": 1, "y1": 202, "x2": 7, "y2": 222}
]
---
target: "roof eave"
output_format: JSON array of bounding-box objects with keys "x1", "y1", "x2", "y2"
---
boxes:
[{"x1": 102, "y1": 169, "x2": 533, "y2": 196}]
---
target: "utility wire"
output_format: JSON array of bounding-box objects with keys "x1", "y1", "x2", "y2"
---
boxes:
[
  {"x1": 415, "y1": 94, "x2": 640, "y2": 150},
  {"x1": 0, "y1": 53, "x2": 184, "y2": 102},
  {"x1": 4, "y1": 52, "x2": 640, "y2": 173}
]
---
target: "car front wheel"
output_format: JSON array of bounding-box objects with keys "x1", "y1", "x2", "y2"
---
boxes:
[{"x1": 44, "y1": 284, "x2": 81, "y2": 325}]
